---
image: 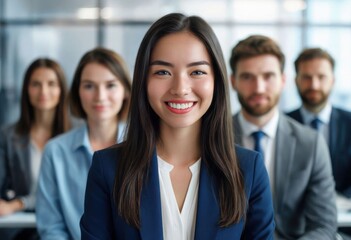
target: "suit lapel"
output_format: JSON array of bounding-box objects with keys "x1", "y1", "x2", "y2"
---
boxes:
[
  {"x1": 11, "y1": 133, "x2": 31, "y2": 190},
  {"x1": 233, "y1": 113, "x2": 297, "y2": 212},
  {"x1": 194, "y1": 161, "x2": 219, "y2": 240},
  {"x1": 233, "y1": 114, "x2": 243, "y2": 146},
  {"x1": 274, "y1": 115, "x2": 296, "y2": 212},
  {"x1": 293, "y1": 109, "x2": 304, "y2": 124},
  {"x1": 328, "y1": 107, "x2": 338, "y2": 158},
  {"x1": 140, "y1": 152, "x2": 163, "y2": 240}
]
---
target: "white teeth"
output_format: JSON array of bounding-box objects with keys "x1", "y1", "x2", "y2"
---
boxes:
[{"x1": 168, "y1": 102, "x2": 194, "y2": 110}]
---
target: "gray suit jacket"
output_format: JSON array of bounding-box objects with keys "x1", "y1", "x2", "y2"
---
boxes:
[
  {"x1": 0, "y1": 125, "x2": 32, "y2": 204},
  {"x1": 233, "y1": 113, "x2": 337, "y2": 240}
]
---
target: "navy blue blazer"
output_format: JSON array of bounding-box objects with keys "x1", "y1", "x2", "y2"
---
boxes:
[
  {"x1": 287, "y1": 107, "x2": 351, "y2": 197},
  {"x1": 80, "y1": 145, "x2": 274, "y2": 239}
]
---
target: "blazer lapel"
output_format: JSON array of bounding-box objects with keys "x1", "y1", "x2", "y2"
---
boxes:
[
  {"x1": 274, "y1": 115, "x2": 296, "y2": 212},
  {"x1": 12, "y1": 133, "x2": 31, "y2": 191},
  {"x1": 194, "y1": 161, "x2": 219, "y2": 240},
  {"x1": 12, "y1": 133, "x2": 30, "y2": 170},
  {"x1": 140, "y1": 152, "x2": 163, "y2": 240}
]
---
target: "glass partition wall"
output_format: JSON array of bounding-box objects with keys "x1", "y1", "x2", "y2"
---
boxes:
[{"x1": 1, "y1": 0, "x2": 351, "y2": 126}]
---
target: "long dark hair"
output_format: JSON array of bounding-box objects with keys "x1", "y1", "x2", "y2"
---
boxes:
[
  {"x1": 15, "y1": 58, "x2": 70, "y2": 137},
  {"x1": 69, "y1": 48, "x2": 132, "y2": 121},
  {"x1": 114, "y1": 13, "x2": 246, "y2": 228}
]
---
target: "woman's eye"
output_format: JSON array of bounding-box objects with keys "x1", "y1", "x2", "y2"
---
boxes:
[
  {"x1": 30, "y1": 81, "x2": 40, "y2": 87},
  {"x1": 319, "y1": 75, "x2": 326, "y2": 81},
  {"x1": 82, "y1": 83, "x2": 93, "y2": 89},
  {"x1": 191, "y1": 70, "x2": 206, "y2": 75},
  {"x1": 155, "y1": 70, "x2": 170, "y2": 76},
  {"x1": 48, "y1": 81, "x2": 58, "y2": 87},
  {"x1": 107, "y1": 83, "x2": 117, "y2": 89}
]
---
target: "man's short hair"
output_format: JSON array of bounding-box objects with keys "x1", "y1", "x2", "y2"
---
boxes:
[
  {"x1": 229, "y1": 35, "x2": 285, "y2": 75},
  {"x1": 294, "y1": 47, "x2": 335, "y2": 73}
]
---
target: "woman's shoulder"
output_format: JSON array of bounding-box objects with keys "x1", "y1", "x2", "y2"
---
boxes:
[
  {"x1": 45, "y1": 125, "x2": 86, "y2": 149},
  {"x1": 94, "y1": 144, "x2": 122, "y2": 164},
  {"x1": 0, "y1": 123, "x2": 18, "y2": 137},
  {"x1": 234, "y1": 146, "x2": 274, "y2": 238},
  {"x1": 92, "y1": 143, "x2": 123, "y2": 171},
  {"x1": 234, "y1": 144, "x2": 265, "y2": 178},
  {"x1": 90, "y1": 144, "x2": 123, "y2": 184},
  {"x1": 235, "y1": 144, "x2": 259, "y2": 166},
  {"x1": 0, "y1": 123, "x2": 28, "y2": 144}
]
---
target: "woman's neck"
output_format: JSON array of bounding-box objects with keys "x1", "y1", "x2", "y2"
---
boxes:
[
  {"x1": 33, "y1": 109, "x2": 56, "y2": 129},
  {"x1": 157, "y1": 124, "x2": 201, "y2": 167},
  {"x1": 87, "y1": 118, "x2": 119, "y2": 151},
  {"x1": 30, "y1": 109, "x2": 56, "y2": 150}
]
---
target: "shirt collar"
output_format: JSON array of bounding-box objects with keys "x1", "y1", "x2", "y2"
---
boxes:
[
  {"x1": 72, "y1": 123, "x2": 94, "y2": 155},
  {"x1": 71, "y1": 122, "x2": 126, "y2": 155},
  {"x1": 157, "y1": 155, "x2": 201, "y2": 174},
  {"x1": 301, "y1": 102, "x2": 332, "y2": 125},
  {"x1": 238, "y1": 109, "x2": 280, "y2": 138},
  {"x1": 117, "y1": 121, "x2": 126, "y2": 143}
]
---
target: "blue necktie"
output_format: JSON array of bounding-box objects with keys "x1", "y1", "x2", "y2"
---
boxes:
[
  {"x1": 251, "y1": 131, "x2": 265, "y2": 160},
  {"x1": 310, "y1": 118, "x2": 322, "y2": 130}
]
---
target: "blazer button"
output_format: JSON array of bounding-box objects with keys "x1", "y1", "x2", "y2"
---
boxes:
[{"x1": 6, "y1": 189, "x2": 16, "y2": 199}]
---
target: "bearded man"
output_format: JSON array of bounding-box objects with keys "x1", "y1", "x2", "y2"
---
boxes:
[
  {"x1": 230, "y1": 35, "x2": 337, "y2": 240},
  {"x1": 288, "y1": 48, "x2": 351, "y2": 199}
]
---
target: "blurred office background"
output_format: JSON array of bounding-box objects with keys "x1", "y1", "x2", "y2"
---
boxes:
[{"x1": 1, "y1": 0, "x2": 351, "y2": 126}]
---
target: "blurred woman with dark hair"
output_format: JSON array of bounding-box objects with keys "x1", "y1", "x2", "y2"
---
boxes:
[{"x1": 0, "y1": 58, "x2": 70, "y2": 239}]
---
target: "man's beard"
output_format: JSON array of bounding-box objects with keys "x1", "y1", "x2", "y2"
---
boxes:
[
  {"x1": 298, "y1": 89, "x2": 329, "y2": 109},
  {"x1": 237, "y1": 93, "x2": 280, "y2": 117}
]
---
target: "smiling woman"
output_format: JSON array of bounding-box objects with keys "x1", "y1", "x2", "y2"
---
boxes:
[
  {"x1": 0, "y1": 58, "x2": 70, "y2": 240},
  {"x1": 28, "y1": 68, "x2": 62, "y2": 113},
  {"x1": 80, "y1": 13, "x2": 275, "y2": 240},
  {"x1": 79, "y1": 62, "x2": 126, "y2": 126},
  {"x1": 147, "y1": 31, "x2": 214, "y2": 129},
  {"x1": 35, "y1": 48, "x2": 132, "y2": 240}
]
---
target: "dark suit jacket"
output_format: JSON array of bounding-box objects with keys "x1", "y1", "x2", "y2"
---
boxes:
[
  {"x1": 288, "y1": 107, "x2": 351, "y2": 197},
  {"x1": 233, "y1": 113, "x2": 337, "y2": 240},
  {"x1": 80, "y1": 145, "x2": 275, "y2": 239},
  {"x1": 0, "y1": 125, "x2": 32, "y2": 201}
]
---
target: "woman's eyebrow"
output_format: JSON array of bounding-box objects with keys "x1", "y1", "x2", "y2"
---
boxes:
[
  {"x1": 187, "y1": 61, "x2": 210, "y2": 67},
  {"x1": 149, "y1": 60, "x2": 173, "y2": 67},
  {"x1": 149, "y1": 60, "x2": 210, "y2": 67}
]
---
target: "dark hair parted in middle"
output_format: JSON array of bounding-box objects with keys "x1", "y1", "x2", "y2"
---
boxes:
[
  {"x1": 69, "y1": 47, "x2": 132, "y2": 120},
  {"x1": 114, "y1": 12, "x2": 246, "y2": 228},
  {"x1": 229, "y1": 34, "x2": 285, "y2": 75},
  {"x1": 15, "y1": 58, "x2": 70, "y2": 137}
]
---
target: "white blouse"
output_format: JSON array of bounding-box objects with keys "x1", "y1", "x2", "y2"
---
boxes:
[
  {"x1": 22, "y1": 139, "x2": 42, "y2": 209},
  {"x1": 157, "y1": 156, "x2": 201, "y2": 240}
]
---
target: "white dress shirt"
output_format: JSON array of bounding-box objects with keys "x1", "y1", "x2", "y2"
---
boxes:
[
  {"x1": 158, "y1": 156, "x2": 201, "y2": 240},
  {"x1": 300, "y1": 102, "x2": 331, "y2": 144},
  {"x1": 238, "y1": 110, "x2": 279, "y2": 188}
]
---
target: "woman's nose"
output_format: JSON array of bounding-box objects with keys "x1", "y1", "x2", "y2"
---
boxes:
[{"x1": 170, "y1": 74, "x2": 191, "y2": 96}]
